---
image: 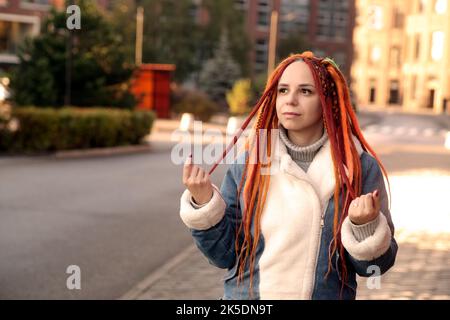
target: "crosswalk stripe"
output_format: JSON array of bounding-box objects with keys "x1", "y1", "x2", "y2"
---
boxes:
[
  {"x1": 394, "y1": 127, "x2": 406, "y2": 134},
  {"x1": 381, "y1": 126, "x2": 392, "y2": 134},
  {"x1": 363, "y1": 125, "x2": 446, "y2": 137},
  {"x1": 408, "y1": 128, "x2": 419, "y2": 136}
]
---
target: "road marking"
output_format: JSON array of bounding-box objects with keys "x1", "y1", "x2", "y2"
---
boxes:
[
  {"x1": 363, "y1": 124, "x2": 447, "y2": 138},
  {"x1": 119, "y1": 244, "x2": 197, "y2": 300},
  {"x1": 408, "y1": 128, "x2": 419, "y2": 136},
  {"x1": 423, "y1": 128, "x2": 435, "y2": 137},
  {"x1": 445, "y1": 132, "x2": 450, "y2": 149},
  {"x1": 380, "y1": 126, "x2": 392, "y2": 134},
  {"x1": 394, "y1": 126, "x2": 406, "y2": 135}
]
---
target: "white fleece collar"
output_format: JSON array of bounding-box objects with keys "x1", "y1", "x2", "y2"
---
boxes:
[{"x1": 270, "y1": 130, "x2": 364, "y2": 209}]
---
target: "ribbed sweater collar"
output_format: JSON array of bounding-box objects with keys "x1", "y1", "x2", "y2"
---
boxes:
[{"x1": 279, "y1": 125, "x2": 329, "y2": 162}]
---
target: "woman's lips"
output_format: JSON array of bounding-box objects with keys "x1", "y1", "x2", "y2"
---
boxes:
[{"x1": 283, "y1": 112, "x2": 301, "y2": 118}]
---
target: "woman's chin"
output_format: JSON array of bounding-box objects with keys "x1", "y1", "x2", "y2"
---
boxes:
[{"x1": 281, "y1": 122, "x2": 305, "y2": 131}]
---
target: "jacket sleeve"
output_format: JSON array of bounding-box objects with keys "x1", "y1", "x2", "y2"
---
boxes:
[
  {"x1": 179, "y1": 163, "x2": 243, "y2": 270},
  {"x1": 341, "y1": 153, "x2": 398, "y2": 277}
]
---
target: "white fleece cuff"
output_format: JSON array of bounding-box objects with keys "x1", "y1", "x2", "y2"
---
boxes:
[
  {"x1": 341, "y1": 212, "x2": 392, "y2": 261},
  {"x1": 179, "y1": 184, "x2": 226, "y2": 230}
]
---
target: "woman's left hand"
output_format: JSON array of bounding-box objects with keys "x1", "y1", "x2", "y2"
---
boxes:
[{"x1": 348, "y1": 190, "x2": 380, "y2": 225}]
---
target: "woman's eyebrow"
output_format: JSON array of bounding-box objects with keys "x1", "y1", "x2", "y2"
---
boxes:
[{"x1": 278, "y1": 83, "x2": 315, "y2": 88}]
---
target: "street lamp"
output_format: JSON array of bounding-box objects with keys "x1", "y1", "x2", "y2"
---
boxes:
[
  {"x1": 64, "y1": 0, "x2": 74, "y2": 106},
  {"x1": 267, "y1": 8, "x2": 279, "y2": 74},
  {"x1": 135, "y1": 5, "x2": 144, "y2": 66}
]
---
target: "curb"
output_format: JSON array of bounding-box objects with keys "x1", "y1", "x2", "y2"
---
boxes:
[
  {"x1": 53, "y1": 143, "x2": 153, "y2": 159},
  {"x1": 119, "y1": 244, "x2": 197, "y2": 300}
]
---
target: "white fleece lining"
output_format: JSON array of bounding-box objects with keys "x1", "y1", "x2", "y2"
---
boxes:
[
  {"x1": 179, "y1": 184, "x2": 226, "y2": 230},
  {"x1": 341, "y1": 212, "x2": 392, "y2": 261}
]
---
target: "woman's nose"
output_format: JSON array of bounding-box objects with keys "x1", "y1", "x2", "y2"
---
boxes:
[{"x1": 287, "y1": 92, "x2": 298, "y2": 106}]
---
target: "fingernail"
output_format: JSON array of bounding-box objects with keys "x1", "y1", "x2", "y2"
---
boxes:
[{"x1": 374, "y1": 190, "x2": 379, "y2": 197}]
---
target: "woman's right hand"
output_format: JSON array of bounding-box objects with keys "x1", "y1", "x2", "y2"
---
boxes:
[{"x1": 183, "y1": 156, "x2": 214, "y2": 206}]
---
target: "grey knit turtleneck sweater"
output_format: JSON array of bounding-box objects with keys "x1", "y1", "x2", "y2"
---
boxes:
[{"x1": 279, "y1": 125, "x2": 328, "y2": 172}]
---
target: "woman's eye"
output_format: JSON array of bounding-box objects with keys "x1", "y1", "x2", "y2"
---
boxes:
[
  {"x1": 301, "y1": 88, "x2": 312, "y2": 95},
  {"x1": 278, "y1": 88, "x2": 288, "y2": 94}
]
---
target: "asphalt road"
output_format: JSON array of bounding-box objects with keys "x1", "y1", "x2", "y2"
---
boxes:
[{"x1": 0, "y1": 145, "x2": 227, "y2": 299}]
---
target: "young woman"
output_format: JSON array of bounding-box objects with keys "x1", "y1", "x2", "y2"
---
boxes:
[{"x1": 180, "y1": 51, "x2": 397, "y2": 299}]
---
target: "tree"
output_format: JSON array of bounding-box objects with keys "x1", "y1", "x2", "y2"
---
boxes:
[
  {"x1": 198, "y1": 31, "x2": 241, "y2": 110},
  {"x1": 114, "y1": 0, "x2": 251, "y2": 83},
  {"x1": 276, "y1": 29, "x2": 309, "y2": 63},
  {"x1": 226, "y1": 79, "x2": 253, "y2": 116},
  {"x1": 109, "y1": 0, "x2": 136, "y2": 66},
  {"x1": 11, "y1": 0, "x2": 136, "y2": 108},
  {"x1": 201, "y1": 0, "x2": 251, "y2": 78},
  {"x1": 136, "y1": 0, "x2": 202, "y2": 82}
]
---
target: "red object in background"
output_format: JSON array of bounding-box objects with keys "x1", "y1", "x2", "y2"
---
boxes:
[{"x1": 130, "y1": 64, "x2": 176, "y2": 119}]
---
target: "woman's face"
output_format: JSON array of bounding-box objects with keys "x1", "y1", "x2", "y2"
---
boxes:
[{"x1": 275, "y1": 60, "x2": 323, "y2": 132}]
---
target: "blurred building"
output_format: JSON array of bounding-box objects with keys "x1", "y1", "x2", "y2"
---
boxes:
[
  {"x1": 234, "y1": 0, "x2": 355, "y2": 80},
  {"x1": 0, "y1": 0, "x2": 110, "y2": 70},
  {"x1": 0, "y1": 0, "x2": 63, "y2": 68},
  {"x1": 352, "y1": 0, "x2": 450, "y2": 114}
]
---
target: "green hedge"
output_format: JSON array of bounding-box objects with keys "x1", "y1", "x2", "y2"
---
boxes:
[{"x1": 0, "y1": 107, "x2": 155, "y2": 153}]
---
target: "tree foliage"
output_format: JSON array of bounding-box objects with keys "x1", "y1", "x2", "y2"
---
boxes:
[
  {"x1": 198, "y1": 32, "x2": 241, "y2": 109},
  {"x1": 11, "y1": 0, "x2": 136, "y2": 108}
]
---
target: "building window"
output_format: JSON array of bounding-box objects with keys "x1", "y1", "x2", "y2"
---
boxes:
[
  {"x1": 428, "y1": 89, "x2": 435, "y2": 108},
  {"x1": 434, "y1": 0, "x2": 447, "y2": 14},
  {"x1": 317, "y1": 0, "x2": 349, "y2": 39},
  {"x1": 0, "y1": 19, "x2": 37, "y2": 56},
  {"x1": 255, "y1": 38, "x2": 268, "y2": 73},
  {"x1": 279, "y1": 0, "x2": 310, "y2": 36},
  {"x1": 0, "y1": 21, "x2": 11, "y2": 53},
  {"x1": 414, "y1": 34, "x2": 421, "y2": 60},
  {"x1": 388, "y1": 80, "x2": 400, "y2": 104},
  {"x1": 390, "y1": 46, "x2": 401, "y2": 68},
  {"x1": 392, "y1": 8, "x2": 404, "y2": 29},
  {"x1": 431, "y1": 31, "x2": 445, "y2": 61},
  {"x1": 369, "y1": 79, "x2": 376, "y2": 103},
  {"x1": 234, "y1": 0, "x2": 248, "y2": 10},
  {"x1": 367, "y1": 5, "x2": 383, "y2": 30},
  {"x1": 370, "y1": 46, "x2": 381, "y2": 64},
  {"x1": 418, "y1": 0, "x2": 426, "y2": 13},
  {"x1": 21, "y1": 0, "x2": 50, "y2": 4},
  {"x1": 257, "y1": 0, "x2": 270, "y2": 28}
]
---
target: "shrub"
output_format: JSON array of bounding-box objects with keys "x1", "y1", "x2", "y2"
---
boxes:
[
  {"x1": 226, "y1": 78, "x2": 253, "y2": 116},
  {"x1": 172, "y1": 90, "x2": 219, "y2": 122},
  {"x1": 0, "y1": 107, "x2": 154, "y2": 154}
]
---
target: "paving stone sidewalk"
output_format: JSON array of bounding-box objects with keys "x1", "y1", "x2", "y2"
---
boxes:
[{"x1": 122, "y1": 229, "x2": 450, "y2": 300}]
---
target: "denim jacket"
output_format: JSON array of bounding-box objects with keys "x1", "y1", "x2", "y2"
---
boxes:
[{"x1": 180, "y1": 134, "x2": 398, "y2": 299}]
